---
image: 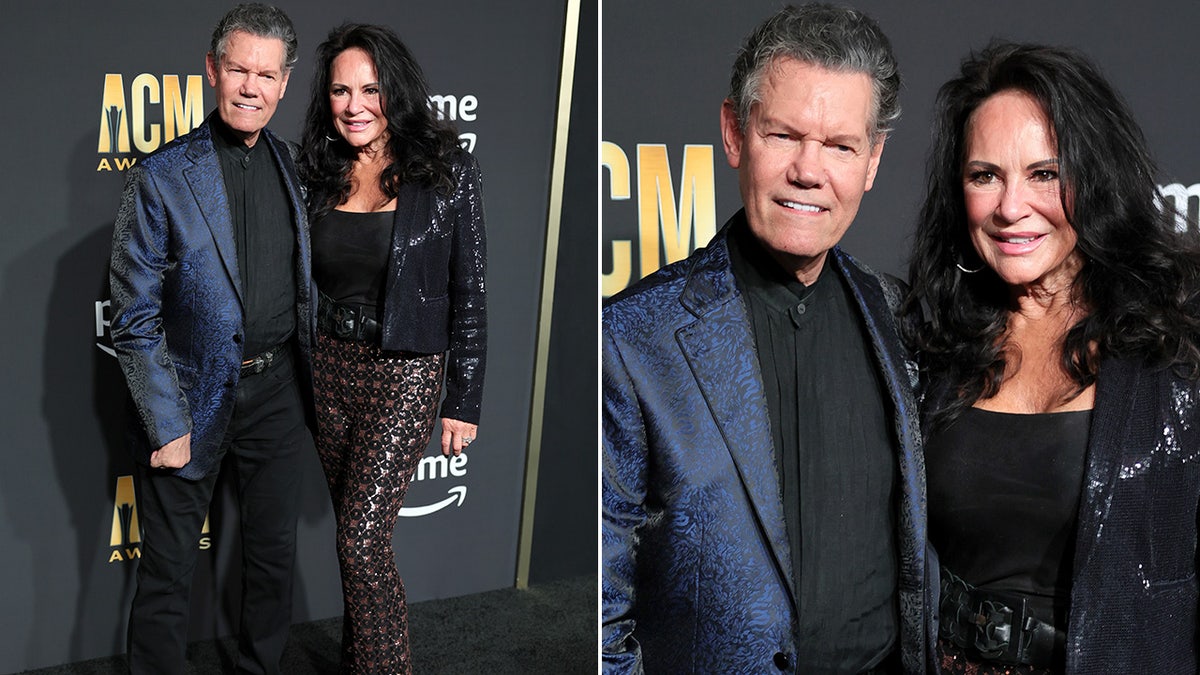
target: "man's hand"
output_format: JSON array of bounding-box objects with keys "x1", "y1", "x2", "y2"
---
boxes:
[{"x1": 151, "y1": 433, "x2": 191, "y2": 469}]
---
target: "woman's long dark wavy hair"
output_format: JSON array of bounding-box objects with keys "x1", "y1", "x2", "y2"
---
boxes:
[
  {"x1": 299, "y1": 24, "x2": 461, "y2": 218},
  {"x1": 901, "y1": 42, "x2": 1200, "y2": 431}
]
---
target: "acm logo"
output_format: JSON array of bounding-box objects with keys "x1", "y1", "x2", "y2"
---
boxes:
[
  {"x1": 109, "y1": 475, "x2": 210, "y2": 563},
  {"x1": 602, "y1": 141, "x2": 717, "y2": 297},
  {"x1": 97, "y1": 73, "x2": 205, "y2": 172}
]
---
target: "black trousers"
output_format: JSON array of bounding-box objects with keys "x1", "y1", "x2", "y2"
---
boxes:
[{"x1": 127, "y1": 350, "x2": 308, "y2": 675}]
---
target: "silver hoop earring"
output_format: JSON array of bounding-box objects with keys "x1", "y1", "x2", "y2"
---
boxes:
[
  {"x1": 325, "y1": 133, "x2": 339, "y2": 142},
  {"x1": 955, "y1": 261, "x2": 984, "y2": 274}
]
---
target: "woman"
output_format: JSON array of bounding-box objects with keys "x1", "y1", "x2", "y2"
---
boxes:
[
  {"x1": 903, "y1": 43, "x2": 1200, "y2": 674},
  {"x1": 298, "y1": 24, "x2": 486, "y2": 674}
]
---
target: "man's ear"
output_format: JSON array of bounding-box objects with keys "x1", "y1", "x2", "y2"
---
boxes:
[
  {"x1": 205, "y1": 52, "x2": 218, "y2": 88},
  {"x1": 863, "y1": 134, "x2": 886, "y2": 192},
  {"x1": 720, "y1": 99, "x2": 744, "y2": 169}
]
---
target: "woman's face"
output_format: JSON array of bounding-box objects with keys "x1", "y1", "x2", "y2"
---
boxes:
[
  {"x1": 329, "y1": 47, "x2": 388, "y2": 153},
  {"x1": 963, "y1": 89, "x2": 1082, "y2": 292}
]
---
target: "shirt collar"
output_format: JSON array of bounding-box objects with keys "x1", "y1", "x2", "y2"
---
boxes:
[
  {"x1": 729, "y1": 218, "x2": 830, "y2": 315},
  {"x1": 211, "y1": 115, "x2": 257, "y2": 157}
]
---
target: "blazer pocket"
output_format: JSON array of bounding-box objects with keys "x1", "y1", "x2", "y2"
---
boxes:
[
  {"x1": 174, "y1": 362, "x2": 197, "y2": 391},
  {"x1": 420, "y1": 295, "x2": 450, "y2": 328},
  {"x1": 419, "y1": 255, "x2": 452, "y2": 302},
  {"x1": 1145, "y1": 462, "x2": 1199, "y2": 587}
]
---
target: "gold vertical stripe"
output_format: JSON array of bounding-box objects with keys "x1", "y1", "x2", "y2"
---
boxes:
[{"x1": 515, "y1": 0, "x2": 582, "y2": 589}]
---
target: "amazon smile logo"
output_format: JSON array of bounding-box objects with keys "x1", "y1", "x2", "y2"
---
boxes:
[{"x1": 399, "y1": 452, "x2": 471, "y2": 518}]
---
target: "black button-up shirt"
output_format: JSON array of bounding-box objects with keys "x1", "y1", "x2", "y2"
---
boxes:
[
  {"x1": 212, "y1": 118, "x2": 296, "y2": 357},
  {"x1": 729, "y1": 219, "x2": 898, "y2": 674}
]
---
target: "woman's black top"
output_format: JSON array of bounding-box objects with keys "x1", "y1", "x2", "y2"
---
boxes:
[
  {"x1": 926, "y1": 407, "x2": 1091, "y2": 630},
  {"x1": 311, "y1": 209, "x2": 393, "y2": 316}
]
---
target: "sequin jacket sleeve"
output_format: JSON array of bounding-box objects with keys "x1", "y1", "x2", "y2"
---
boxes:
[
  {"x1": 440, "y1": 151, "x2": 487, "y2": 424},
  {"x1": 379, "y1": 149, "x2": 487, "y2": 424}
]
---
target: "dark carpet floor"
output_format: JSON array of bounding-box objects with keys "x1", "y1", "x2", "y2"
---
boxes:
[{"x1": 17, "y1": 575, "x2": 596, "y2": 674}]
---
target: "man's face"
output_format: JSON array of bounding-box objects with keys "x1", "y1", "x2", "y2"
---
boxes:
[
  {"x1": 205, "y1": 30, "x2": 290, "y2": 147},
  {"x1": 721, "y1": 57, "x2": 884, "y2": 283}
]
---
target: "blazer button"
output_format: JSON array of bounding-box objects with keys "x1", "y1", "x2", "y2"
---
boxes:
[
  {"x1": 773, "y1": 652, "x2": 791, "y2": 670},
  {"x1": 233, "y1": 334, "x2": 243, "y2": 343}
]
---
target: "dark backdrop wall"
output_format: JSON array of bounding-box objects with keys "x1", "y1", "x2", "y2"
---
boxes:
[
  {"x1": 603, "y1": 1, "x2": 1200, "y2": 290},
  {"x1": 0, "y1": 1, "x2": 592, "y2": 672},
  {"x1": 532, "y1": 0, "x2": 598, "y2": 585}
]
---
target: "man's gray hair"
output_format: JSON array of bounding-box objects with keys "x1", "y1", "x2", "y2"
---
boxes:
[
  {"x1": 210, "y1": 3, "x2": 298, "y2": 71},
  {"x1": 730, "y1": 3, "x2": 901, "y2": 142}
]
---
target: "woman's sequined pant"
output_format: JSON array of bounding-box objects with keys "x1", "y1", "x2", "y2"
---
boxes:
[{"x1": 314, "y1": 333, "x2": 444, "y2": 675}]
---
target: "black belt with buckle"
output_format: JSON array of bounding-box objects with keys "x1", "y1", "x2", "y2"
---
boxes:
[
  {"x1": 240, "y1": 343, "x2": 287, "y2": 376},
  {"x1": 939, "y1": 568, "x2": 1064, "y2": 668},
  {"x1": 317, "y1": 291, "x2": 381, "y2": 343}
]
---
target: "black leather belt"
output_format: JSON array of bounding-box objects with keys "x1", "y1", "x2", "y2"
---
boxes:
[
  {"x1": 939, "y1": 568, "x2": 1064, "y2": 668},
  {"x1": 240, "y1": 343, "x2": 287, "y2": 376},
  {"x1": 317, "y1": 291, "x2": 381, "y2": 343}
]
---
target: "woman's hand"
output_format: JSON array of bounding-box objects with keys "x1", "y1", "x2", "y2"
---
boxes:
[{"x1": 441, "y1": 418, "x2": 478, "y2": 456}]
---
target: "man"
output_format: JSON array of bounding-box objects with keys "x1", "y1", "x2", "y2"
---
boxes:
[
  {"x1": 602, "y1": 5, "x2": 934, "y2": 673},
  {"x1": 108, "y1": 4, "x2": 311, "y2": 673}
]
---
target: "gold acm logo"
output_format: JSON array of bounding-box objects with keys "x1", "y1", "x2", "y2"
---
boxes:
[
  {"x1": 602, "y1": 141, "x2": 717, "y2": 297},
  {"x1": 97, "y1": 73, "x2": 205, "y2": 172},
  {"x1": 109, "y1": 475, "x2": 211, "y2": 563}
]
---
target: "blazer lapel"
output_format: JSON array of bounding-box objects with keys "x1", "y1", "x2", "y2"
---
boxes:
[
  {"x1": 263, "y1": 131, "x2": 311, "y2": 305},
  {"x1": 264, "y1": 131, "x2": 306, "y2": 227},
  {"x1": 386, "y1": 181, "x2": 425, "y2": 281},
  {"x1": 1072, "y1": 357, "x2": 1140, "y2": 575},
  {"x1": 834, "y1": 250, "x2": 926, "y2": 570},
  {"x1": 676, "y1": 226, "x2": 796, "y2": 606},
  {"x1": 834, "y1": 250, "x2": 929, "y2": 671},
  {"x1": 183, "y1": 120, "x2": 243, "y2": 308}
]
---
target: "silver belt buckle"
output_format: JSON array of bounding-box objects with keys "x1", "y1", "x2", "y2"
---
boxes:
[{"x1": 332, "y1": 305, "x2": 357, "y2": 339}]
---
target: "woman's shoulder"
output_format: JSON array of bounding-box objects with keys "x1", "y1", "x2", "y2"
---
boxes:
[
  {"x1": 446, "y1": 145, "x2": 480, "y2": 176},
  {"x1": 444, "y1": 147, "x2": 482, "y2": 203}
]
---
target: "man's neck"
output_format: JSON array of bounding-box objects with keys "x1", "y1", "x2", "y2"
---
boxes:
[{"x1": 212, "y1": 115, "x2": 262, "y2": 149}]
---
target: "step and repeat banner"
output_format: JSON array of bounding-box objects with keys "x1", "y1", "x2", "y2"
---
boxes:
[
  {"x1": 603, "y1": 1, "x2": 1200, "y2": 292},
  {"x1": 0, "y1": 1, "x2": 575, "y2": 671}
]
